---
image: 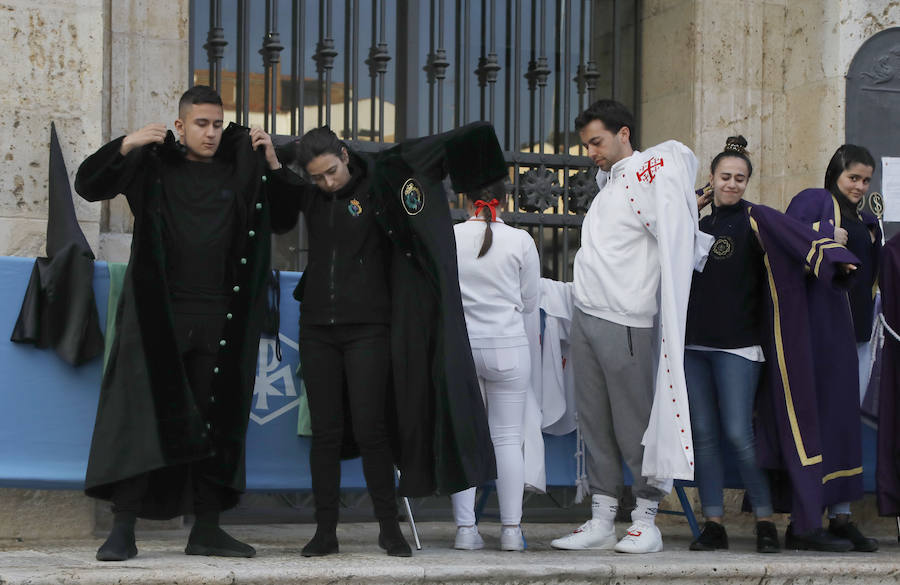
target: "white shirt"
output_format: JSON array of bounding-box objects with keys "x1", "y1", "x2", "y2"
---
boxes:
[
  {"x1": 573, "y1": 151, "x2": 661, "y2": 328},
  {"x1": 454, "y1": 218, "x2": 540, "y2": 348}
]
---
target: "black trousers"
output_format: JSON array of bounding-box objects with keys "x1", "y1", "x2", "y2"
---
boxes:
[
  {"x1": 299, "y1": 323, "x2": 397, "y2": 525},
  {"x1": 112, "y1": 307, "x2": 228, "y2": 515}
]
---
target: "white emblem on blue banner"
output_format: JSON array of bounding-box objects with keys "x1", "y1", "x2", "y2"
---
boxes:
[{"x1": 251, "y1": 334, "x2": 301, "y2": 425}]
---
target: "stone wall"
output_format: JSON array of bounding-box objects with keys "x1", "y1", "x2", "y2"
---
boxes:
[
  {"x1": 0, "y1": 0, "x2": 107, "y2": 259},
  {"x1": 641, "y1": 0, "x2": 900, "y2": 211}
]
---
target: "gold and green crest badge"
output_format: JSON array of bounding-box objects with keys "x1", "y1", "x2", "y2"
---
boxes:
[{"x1": 401, "y1": 178, "x2": 425, "y2": 215}]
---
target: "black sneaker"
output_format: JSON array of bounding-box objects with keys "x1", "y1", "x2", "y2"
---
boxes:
[
  {"x1": 755, "y1": 520, "x2": 780, "y2": 553},
  {"x1": 784, "y1": 523, "x2": 853, "y2": 552},
  {"x1": 689, "y1": 521, "x2": 728, "y2": 551},
  {"x1": 828, "y1": 519, "x2": 879, "y2": 552}
]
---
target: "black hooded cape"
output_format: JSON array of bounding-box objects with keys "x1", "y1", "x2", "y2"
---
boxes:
[
  {"x1": 10, "y1": 122, "x2": 104, "y2": 366},
  {"x1": 75, "y1": 124, "x2": 300, "y2": 519}
]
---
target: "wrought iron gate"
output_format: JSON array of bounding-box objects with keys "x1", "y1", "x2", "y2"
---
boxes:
[{"x1": 190, "y1": 0, "x2": 641, "y2": 280}]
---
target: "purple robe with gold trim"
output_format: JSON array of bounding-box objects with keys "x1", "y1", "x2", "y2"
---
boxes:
[
  {"x1": 749, "y1": 198, "x2": 862, "y2": 534},
  {"x1": 877, "y1": 233, "x2": 900, "y2": 516}
]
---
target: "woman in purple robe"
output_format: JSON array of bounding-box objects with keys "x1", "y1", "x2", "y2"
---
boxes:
[{"x1": 783, "y1": 144, "x2": 881, "y2": 552}]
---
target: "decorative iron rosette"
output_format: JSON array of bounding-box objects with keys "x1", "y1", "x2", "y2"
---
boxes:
[
  {"x1": 518, "y1": 167, "x2": 562, "y2": 212},
  {"x1": 567, "y1": 168, "x2": 599, "y2": 213}
]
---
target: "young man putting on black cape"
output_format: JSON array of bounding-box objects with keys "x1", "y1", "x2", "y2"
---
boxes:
[{"x1": 75, "y1": 86, "x2": 301, "y2": 561}]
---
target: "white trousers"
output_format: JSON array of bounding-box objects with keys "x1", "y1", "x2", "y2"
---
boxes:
[{"x1": 452, "y1": 345, "x2": 530, "y2": 526}]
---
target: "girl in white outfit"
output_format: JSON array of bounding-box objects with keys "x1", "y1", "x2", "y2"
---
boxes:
[{"x1": 450, "y1": 184, "x2": 540, "y2": 551}]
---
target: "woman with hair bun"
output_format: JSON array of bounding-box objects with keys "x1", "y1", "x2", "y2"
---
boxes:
[
  {"x1": 685, "y1": 136, "x2": 780, "y2": 553},
  {"x1": 449, "y1": 183, "x2": 540, "y2": 552}
]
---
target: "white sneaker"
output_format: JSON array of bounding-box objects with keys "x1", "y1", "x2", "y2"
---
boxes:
[
  {"x1": 500, "y1": 526, "x2": 524, "y2": 551},
  {"x1": 550, "y1": 519, "x2": 617, "y2": 550},
  {"x1": 614, "y1": 521, "x2": 663, "y2": 553},
  {"x1": 454, "y1": 525, "x2": 484, "y2": 550}
]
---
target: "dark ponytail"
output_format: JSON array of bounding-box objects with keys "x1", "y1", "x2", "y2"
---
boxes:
[
  {"x1": 467, "y1": 181, "x2": 506, "y2": 258},
  {"x1": 477, "y1": 204, "x2": 494, "y2": 258}
]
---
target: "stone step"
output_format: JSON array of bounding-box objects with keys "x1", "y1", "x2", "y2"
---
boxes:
[{"x1": 1, "y1": 522, "x2": 898, "y2": 584}]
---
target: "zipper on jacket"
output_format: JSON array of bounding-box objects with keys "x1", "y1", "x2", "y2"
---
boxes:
[
  {"x1": 626, "y1": 326, "x2": 634, "y2": 357},
  {"x1": 328, "y1": 194, "x2": 337, "y2": 324}
]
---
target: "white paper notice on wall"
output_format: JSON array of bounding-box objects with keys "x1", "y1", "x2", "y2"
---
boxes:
[{"x1": 882, "y1": 157, "x2": 900, "y2": 222}]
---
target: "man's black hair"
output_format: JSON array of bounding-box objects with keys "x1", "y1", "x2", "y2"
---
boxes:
[
  {"x1": 574, "y1": 99, "x2": 636, "y2": 149},
  {"x1": 178, "y1": 85, "x2": 223, "y2": 117},
  {"x1": 293, "y1": 126, "x2": 347, "y2": 170},
  {"x1": 824, "y1": 144, "x2": 876, "y2": 195}
]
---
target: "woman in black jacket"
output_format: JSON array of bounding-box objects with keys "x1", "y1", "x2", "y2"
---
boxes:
[{"x1": 279, "y1": 124, "x2": 505, "y2": 558}]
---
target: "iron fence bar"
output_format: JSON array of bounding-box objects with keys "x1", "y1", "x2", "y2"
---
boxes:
[
  {"x1": 239, "y1": 0, "x2": 250, "y2": 125},
  {"x1": 370, "y1": 0, "x2": 379, "y2": 140},
  {"x1": 205, "y1": 0, "x2": 225, "y2": 92},
  {"x1": 612, "y1": 0, "x2": 620, "y2": 100},
  {"x1": 427, "y1": 0, "x2": 435, "y2": 135},
  {"x1": 296, "y1": 0, "x2": 307, "y2": 135},
  {"x1": 317, "y1": 1, "x2": 325, "y2": 127},
  {"x1": 462, "y1": 0, "x2": 470, "y2": 124},
  {"x1": 436, "y1": 0, "x2": 446, "y2": 132},
  {"x1": 449, "y1": 209, "x2": 584, "y2": 227},
  {"x1": 478, "y1": 0, "x2": 486, "y2": 120},
  {"x1": 488, "y1": 0, "x2": 496, "y2": 124},
  {"x1": 290, "y1": 1, "x2": 298, "y2": 135},
  {"x1": 552, "y1": 0, "x2": 561, "y2": 154},
  {"x1": 538, "y1": 0, "x2": 548, "y2": 156},
  {"x1": 503, "y1": 0, "x2": 511, "y2": 149},
  {"x1": 454, "y1": 0, "x2": 461, "y2": 129},
  {"x1": 527, "y1": 0, "x2": 536, "y2": 151},
  {"x1": 378, "y1": 0, "x2": 388, "y2": 141},
  {"x1": 352, "y1": 0, "x2": 360, "y2": 140},
  {"x1": 562, "y1": 0, "x2": 572, "y2": 281},
  {"x1": 264, "y1": 0, "x2": 271, "y2": 131},
  {"x1": 395, "y1": 0, "x2": 420, "y2": 140},
  {"x1": 261, "y1": 0, "x2": 283, "y2": 135},
  {"x1": 584, "y1": 0, "x2": 599, "y2": 106},
  {"x1": 189, "y1": 0, "x2": 196, "y2": 87},
  {"x1": 343, "y1": 0, "x2": 351, "y2": 137},
  {"x1": 634, "y1": 0, "x2": 642, "y2": 142}
]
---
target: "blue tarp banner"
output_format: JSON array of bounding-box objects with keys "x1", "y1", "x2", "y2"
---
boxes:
[{"x1": 0, "y1": 255, "x2": 874, "y2": 493}]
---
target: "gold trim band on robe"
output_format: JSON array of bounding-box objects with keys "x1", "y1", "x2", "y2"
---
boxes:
[
  {"x1": 822, "y1": 466, "x2": 863, "y2": 484},
  {"x1": 750, "y1": 214, "x2": 823, "y2": 467}
]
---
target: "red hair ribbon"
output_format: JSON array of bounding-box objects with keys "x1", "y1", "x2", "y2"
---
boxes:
[{"x1": 473, "y1": 198, "x2": 499, "y2": 222}]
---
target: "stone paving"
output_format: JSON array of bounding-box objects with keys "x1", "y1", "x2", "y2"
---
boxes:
[{"x1": 2, "y1": 521, "x2": 899, "y2": 584}]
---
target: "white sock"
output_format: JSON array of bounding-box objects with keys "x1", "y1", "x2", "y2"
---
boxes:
[
  {"x1": 591, "y1": 494, "x2": 618, "y2": 525},
  {"x1": 632, "y1": 497, "x2": 659, "y2": 525}
]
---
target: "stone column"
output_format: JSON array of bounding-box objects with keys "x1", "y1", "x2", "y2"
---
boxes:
[
  {"x1": 0, "y1": 0, "x2": 107, "y2": 258},
  {"x1": 101, "y1": 0, "x2": 190, "y2": 262}
]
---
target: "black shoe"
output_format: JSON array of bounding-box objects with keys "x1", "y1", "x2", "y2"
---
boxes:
[
  {"x1": 689, "y1": 520, "x2": 728, "y2": 551},
  {"x1": 784, "y1": 523, "x2": 853, "y2": 552},
  {"x1": 828, "y1": 519, "x2": 879, "y2": 552},
  {"x1": 378, "y1": 519, "x2": 412, "y2": 557},
  {"x1": 185, "y1": 523, "x2": 256, "y2": 558},
  {"x1": 755, "y1": 521, "x2": 780, "y2": 553},
  {"x1": 302, "y1": 526, "x2": 339, "y2": 557},
  {"x1": 95, "y1": 523, "x2": 138, "y2": 561}
]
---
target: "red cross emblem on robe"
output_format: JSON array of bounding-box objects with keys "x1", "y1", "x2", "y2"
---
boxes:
[{"x1": 636, "y1": 157, "x2": 664, "y2": 184}]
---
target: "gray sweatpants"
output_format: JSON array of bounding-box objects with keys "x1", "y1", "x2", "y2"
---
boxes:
[{"x1": 571, "y1": 308, "x2": 665, "y2": 502}]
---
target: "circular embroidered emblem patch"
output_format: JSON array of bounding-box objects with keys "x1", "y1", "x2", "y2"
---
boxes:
[
  {"x1": 400, "y1": 178, "x2": 425, "y2": 215},
  {"x1": 870, "y1": 192, "x2": 884, "y2": 219},
  {"x1": 348, "y1": 198, "x2": 363, "y2": 217},
  {"x1": 711, "y1": 235, "x2": 735, "y2": 259}
]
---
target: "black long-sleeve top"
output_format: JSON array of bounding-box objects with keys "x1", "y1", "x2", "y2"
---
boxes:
[{"x1": 686, "y1": 199, "x2": 766, "y2": 349}]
